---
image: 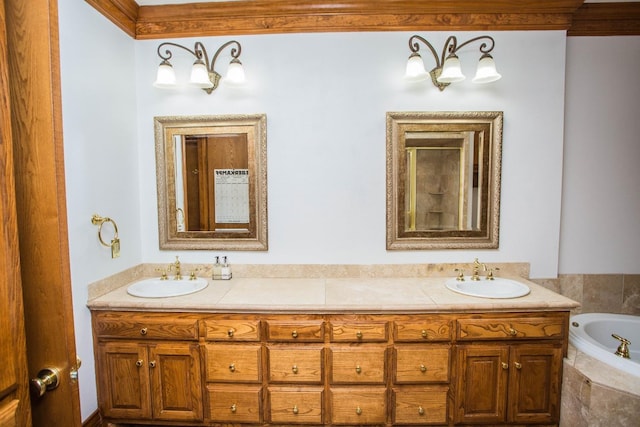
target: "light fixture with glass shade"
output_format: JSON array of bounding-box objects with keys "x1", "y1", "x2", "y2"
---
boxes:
[
  {"x1": 153, "y1": 40, "x2": 246, "y2": 94},
  {"x1": 404, "y1": 35, "x2": 501, "y2": 91}
]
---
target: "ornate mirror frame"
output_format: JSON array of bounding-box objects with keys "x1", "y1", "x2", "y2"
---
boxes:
[
  {"x1": 155, "y1": 114, "x2": 268, "y2": 250},
  {"x1": 386, "y1": 111, "x2": 502, "y2": 250}
]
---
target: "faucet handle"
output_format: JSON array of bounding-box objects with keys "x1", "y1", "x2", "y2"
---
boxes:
[
  {"x1": 189, "y1": 268, "x2": 201, "y2": 280},
  {"x1": 155, "y1": 268, "x2": 169, "y2": 280},
  {"x1": 454, "y1": 268, "x2": 465, "y2": 281},
  {"x1": 482, "y1": 264, "x2": 500, "y2": 280}
]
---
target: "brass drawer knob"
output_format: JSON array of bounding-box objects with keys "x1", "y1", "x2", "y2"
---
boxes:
[
  {"x1": 501, "y1": 362, "x2": 508, "y2": 370},
  {"x1": 229, "y1": 363, "x2": 236, "y2": 372},
  {"x1": 292, "y1": 405, "x2": 299, "y2": 415},
  {"x1": 514, "y1": 362, "x2": 522, "y2": 369},
  {"x1": 356, "y1": 406, "x2": 362, "y2": 415},
  {"x1": 149, "y1": 360, "x2": 156, "y2": 368},
  {"x1": 135, "y1": 359, "x2": 143, "y2": 367},
  {"x1": 509, "y1": 328, "x2": 518, "y2": 336},
  {"x1": 355, "y1": 365, "x2": 362, "y2": 374},
  {"x1": 356, "y1": 331, "x2": 363, "y2": 339},
  {"x1": 421, "y1": 329, "x2": 428, "y2": 338},
  {"x1": 292, "y1": 365, "x2": 298, "y2": 374},
  {"x1": 292, "y1": 330, "x2": 298, "y2": 339},
  {"x1": 230, "y1": 403, "x2": 237, "y2": 413},
  {"x1": 418, "y1": 406, "x2": 425, "y2": 415},
  {"x1": 140, "y1": 327, "x2": 148, "y2": 335},
  {"x1": 228, "y1": 329, "x2": 234, "y2": 338},
  {"x1": 420, "y1": 364, "x2": 427, "y2": 372}
]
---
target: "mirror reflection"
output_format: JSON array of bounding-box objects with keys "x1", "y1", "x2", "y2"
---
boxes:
[
  {"x1": 155, "y1": 114, "x2": 268, "y2": 250},
  {"x1": 387, "y1": 111, "x2": 502, "y2": 249}
]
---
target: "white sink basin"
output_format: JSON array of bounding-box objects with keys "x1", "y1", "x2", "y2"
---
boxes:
[
  {"x1": 127, "y1": 278, "x2": 208, "y2": 298},
  {"x1": 445, "y1": 277, "x2": 530, "y2": 299}
]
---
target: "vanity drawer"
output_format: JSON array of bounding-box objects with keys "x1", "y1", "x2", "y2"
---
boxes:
[
  {"x1": 394, "y1": 316, "x2": 452, "y2": 342},
  {"x1": 394, "y1": 346, "x2": 450, "y2": 383},
  {"x1": 207, "y1": 384, "x2": 262, "y2": 423},
  {"x1": 268, "y1": 345, "x2": 323, "y2": 384},
  {"x1": 392, "y1": 386, "x2": 448, "y2": 425},
  {"x1": 205, "y1": 344, "x2": 261, "y2": 383},
  {"x1": 204, "y1": 318, "x2": 261, "y2": 341},
  {"x1": 456, "y1": 316, "x2": 565, "y2": 341},
  {"x1": 330, "y1": 346, "x2": 387, "y2": 384},
  {"x1": 330, "y1": 387, "x2": 387, "y2": 425},
  {"x1": 266, "y1": 320, "x2": 324, "y2": 342},
  {"x1": 330, "y1": 321, "x2": 388, "y2": 342},
  {"x1": 93, "y1": 312, "x2": 198, "y2": 340},
  {"x1": 267, "y1": 386, "x2": 324, "y2": 424}
]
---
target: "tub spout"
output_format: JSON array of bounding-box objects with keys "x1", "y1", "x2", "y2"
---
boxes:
[{"x1": 612, "y1": 333, "x2": 631, "y2": 359}]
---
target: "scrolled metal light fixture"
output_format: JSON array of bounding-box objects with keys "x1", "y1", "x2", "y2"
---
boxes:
[
  {"x1": 153, "y1": 40, "x2": 246, "y2": 94},
  {"x1": 405, "y1": 35, "x2": 501, "y2": 91}
]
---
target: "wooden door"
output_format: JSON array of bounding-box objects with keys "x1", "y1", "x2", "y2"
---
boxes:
[
  {"x1": 0, "y1": 0, "x2": 31, "y2": 424},
  {"x1": 508, "y1": 344, "x2": 562, "y2": 424},
  {"x1": 454, "y1": 344, "x2": 509, "y2": 424},
  {"x1": 4, "y1": 0, "x2": 82, "y2": 425}
]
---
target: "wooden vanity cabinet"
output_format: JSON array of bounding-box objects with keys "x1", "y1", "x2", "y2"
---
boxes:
[
  {"x1": 92, "y1": 312, "x2": 203, "y2": 423},
  {"x1": 453, "y1": 313, "x2": 567, "y2": 425}
]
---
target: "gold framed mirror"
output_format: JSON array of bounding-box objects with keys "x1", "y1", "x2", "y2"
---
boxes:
[
  {"x1": 155, "y1": 114, "x2": 268, "y2": 250},
  {"x1": 386, "y1": 111, "x2": 502, "y2": 250}
]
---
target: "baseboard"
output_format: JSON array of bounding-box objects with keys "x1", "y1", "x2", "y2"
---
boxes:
[{"x1": 82, "y1": 410, "x2": 102, "y2": 427}]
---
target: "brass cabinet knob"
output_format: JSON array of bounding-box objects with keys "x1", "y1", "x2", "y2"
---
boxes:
[
  {"x1": 509, "y1": 328, "x2": 518, "y2": 336},
  {"x1": 229, "y1": 363, "x2": 236, "y2": 372},
  {"x1": 418, "y1": 406, "x2": 425, "y2": 415},
  {"x1": 140, "y1": 327, "x2": 148, "y2": 335},
  {"x1": 292, "y1": 330, "x2": 298, "y2": 339},
  {"x1": 149, "y1": 360, "x2": 156, "y2": 368},
  {"x1": 420, "y1": 364, "x2": 427, "y2": 372},
  {"x1": 501, "y1": 362, "x2": 508, "y2": 370},
  {"x1": 355, "y1": 406, "x2": 362, "y2": 415},
  {"x1": 292, "y1": 405, "x2": 299, "y2": 415},
  {"x1": 135, "y1": 359, "x2": 143, "y2": 367},
  {"x1": 228, "y1": 329, "x2": 234, "y2": 338},
  {"x1": 292, "y1": 365, "x2": 298, "y2": 374},
  {"x1": 421, "y1": 329, "x2": 428, "y2": 338},
  {"x1": 230, "y1": 403, "x2": 237, "y2": 413},
  {"x1": 356, "y1": 331, "x2": 363, "y2": 339},
  {"x1": 514, "y1": 362, "x2": 522, "y2": 369},
  {"x1": 355, "y1": 365, "x2": 362, "y2": 374}
]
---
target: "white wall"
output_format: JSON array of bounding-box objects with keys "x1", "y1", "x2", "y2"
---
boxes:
[
  {"x1": 136, "y1": 31, "x2": 567, "y2": 278},
  {"x1": 560, "y1": 36, "x2": 640, "y2": 274},
  {"x1": 58, "y1": 0, "x2": 142, "y2": 419}
]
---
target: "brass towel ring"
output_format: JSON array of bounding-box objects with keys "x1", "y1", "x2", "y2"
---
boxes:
[{"x1": 91, "y1": 214, "x2": 120, "y2": 258}]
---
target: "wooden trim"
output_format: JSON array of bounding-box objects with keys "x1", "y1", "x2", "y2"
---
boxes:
[
  {"x1": 84, "y1": 0, "x2": 138, "y2": 37},
  {"x1": 568, "y1": 2, "x2": 640, "y2": 36},
  {"x1": 81, "y1": 410, "x2": 103, "y2": 427}
]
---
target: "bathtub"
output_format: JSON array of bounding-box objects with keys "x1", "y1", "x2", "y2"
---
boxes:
[{"x1": 569, "y1": 312, "x2": 640, "y2": 377}]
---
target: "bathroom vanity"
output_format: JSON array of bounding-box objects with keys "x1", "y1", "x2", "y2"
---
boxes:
[{"x1": 88, "y1": 274, "x2": 578, "y2": 426}]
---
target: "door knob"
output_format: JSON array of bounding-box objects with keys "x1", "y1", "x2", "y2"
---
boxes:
[{"x1": 30, "y1": 367, "x2": 60, "y2": 398}]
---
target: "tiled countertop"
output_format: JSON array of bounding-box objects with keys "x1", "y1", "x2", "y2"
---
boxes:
[{"x1": 87, "y1": 276, "x2": 579, "y2": 313}]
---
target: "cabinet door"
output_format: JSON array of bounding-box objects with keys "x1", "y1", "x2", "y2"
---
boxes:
[
  {"x1": 97, "y1": 342, "x2": 151, "y2": 419},
  {"x1": 508, "y1": 344, "x2": 562, "y2": 424},
  {"x1": 149, "y1": 343, "x2": 203, "y2": 421},
  {"x1": 454, "y1": 344, "x2": 508, "y2": 424}
]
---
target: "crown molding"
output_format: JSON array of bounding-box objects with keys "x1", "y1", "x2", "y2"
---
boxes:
[{"x1": 84, "y1": 0, "x2": 640, "y2": 39}]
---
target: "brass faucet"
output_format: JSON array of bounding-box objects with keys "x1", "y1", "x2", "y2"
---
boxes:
[
  {"x1": 612, "y1": 334, "x2": 631, "y2": 359},
  {"x1": 169, "y1": 256, "x2": 182, "y2": 280},
  {"x1": 471, "y1": 258, "x2": 482, "y2": 281}
]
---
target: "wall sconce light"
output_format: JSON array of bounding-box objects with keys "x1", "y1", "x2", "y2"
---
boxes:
[
  {"x1": 153, "y1": 40, "x2": 245, "y2": 94},
  {"x1": 405, "y1": 35, "x2": 501, "y2": 91}
]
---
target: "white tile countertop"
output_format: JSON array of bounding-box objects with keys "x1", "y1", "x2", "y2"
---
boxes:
[{"x1": 87, "y1": 275, "x2": 579, "y2": 313}]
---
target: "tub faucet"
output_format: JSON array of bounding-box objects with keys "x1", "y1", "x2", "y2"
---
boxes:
[
  {"x1": 169, "y1": 256, "x2": 182, "y2": 280},
  {"x1": 612, "y1": 333, "x2": 631, "y2": 359}
]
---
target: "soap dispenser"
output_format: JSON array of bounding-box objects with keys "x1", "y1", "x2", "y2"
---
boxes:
[
  {"x1": 221, "y1": 256, "x2": 232, "y2": 280},
  {"x1": 212, "y1": 256, "x2": 221, "y2": 280}
]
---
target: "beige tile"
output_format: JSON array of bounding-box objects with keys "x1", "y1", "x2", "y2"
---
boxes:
[
  {"x1": 588, "y1": 383, "x2": 640, "y2": 427},
  {"x1": 531, "y1": 277, "x2": 560, "y2": 293},
  {"x1": 559, "y1": 274, "x2": 584, "y2": 314},
  {"x1": 582, "y1": 274, "x2": 623, "y2": 314},
  {"x1": 622, "y1": 274, "x2": 640, "y2": 315}
]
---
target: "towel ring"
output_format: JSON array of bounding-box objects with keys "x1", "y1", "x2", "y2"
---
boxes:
[{"x1": 91, "y1": 214, "x2": 119, "y2": 247}]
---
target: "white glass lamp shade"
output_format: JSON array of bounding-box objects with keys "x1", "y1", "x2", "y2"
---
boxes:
[
  {"x1": 225, "y1": 58, "x2": 246, "y2": 85},
  {"x1": 405, "y1": 52, "x2": 428, "y2": 81},
  {"x1": 472, "y1": 54, "x2": 502, "y2": 84},
  {"x1": 437, "y1": 54, "x2": 466, "y2": 83},
  {"x1": 189, "y1": 59, "x2": 214, "y2": 88},
  {"x1": 153, "y1": 60, "x2": 177, "y2": 88}
]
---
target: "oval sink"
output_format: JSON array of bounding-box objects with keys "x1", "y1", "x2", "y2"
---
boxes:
[
  {"x1": 445, "y1": 277, "x2": 530, "y2": 299},
  {"x1": 127, "y1": 278, "x2": 208, "y2": 298}
]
